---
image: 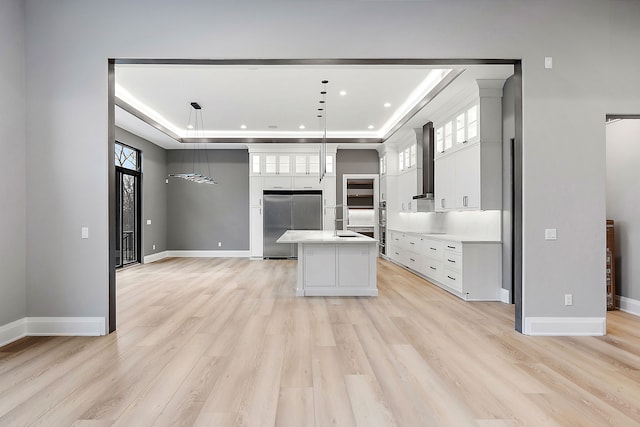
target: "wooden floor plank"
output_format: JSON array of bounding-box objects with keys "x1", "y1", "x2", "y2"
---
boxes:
[{"x1": 0, "y1": 257, "x2": 639, "y2": 426}]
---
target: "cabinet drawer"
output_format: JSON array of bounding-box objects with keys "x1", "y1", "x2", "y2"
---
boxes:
[
  {"x1": 443, "y1": 268, "x2": 463, "y2": 292},
  {"x1": 263, "y1": 176, "x2": 293, "y2": 189},
  {"x1": 424, "y1": 260, "x2": 443, "y2": 282},
  {"x1": 442, "y1": 240, "x2": 462, "y2": 254},
  {"x1": 293, "y1": 176, "x2": 321, "y2": 190},
  {"x1": 405, "y1": 234, "x2": 420, "y2": 251},
  {"x1": 404, "y1": 252, "x2": 422, "y2": 271},
  {"x1": 423, "y1": 238, "x2": 443, "y2": 259},
  {"x1": 443, "y1": 252, "x2": 462, "y2": 271}
]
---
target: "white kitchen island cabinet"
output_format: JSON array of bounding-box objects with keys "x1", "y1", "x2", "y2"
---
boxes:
[{"x1": 277, "y1": 230, "x2": 378, "y2": 297}]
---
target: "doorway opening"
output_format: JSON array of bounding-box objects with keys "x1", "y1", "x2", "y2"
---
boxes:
[{"x1": 107, "y1": 58, "x2": 523, "y2": 334}]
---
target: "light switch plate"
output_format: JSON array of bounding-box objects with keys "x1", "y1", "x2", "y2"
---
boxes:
[
  {"x1": 545, "y1": 56, "x2": 553, "y2": 69},
  {"x1": 545, "y1": 228, "x2": 557, "y2": 240},
  {"x1": 81, "y1": 227, "x2": 89, "y2": 239},
  {"x1": 146, "y1": 219, "x2": 152, "y2": 225}
]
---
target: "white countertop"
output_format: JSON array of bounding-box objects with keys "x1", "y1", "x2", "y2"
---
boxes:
[
  {"x1": 277, "y1": 230, "x2": 378, "y2": 244},
  {"x1": 388, "y1": 229, "x2": 501, "y2": 244}
]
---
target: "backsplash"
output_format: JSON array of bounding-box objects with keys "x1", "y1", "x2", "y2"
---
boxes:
[{"x1": 390, "y1": 210, "x2": 501, "y2": 241}]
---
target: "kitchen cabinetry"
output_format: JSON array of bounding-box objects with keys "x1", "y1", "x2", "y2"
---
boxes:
[
  {"x1": 323, "y1": 176, "x2": 337, "y2": 230},
  {"x1": 387, "y1": 230, "x2": 502, "y2": 301},
  {"x1": 435, "y1": 142, "x2": 501, "y2": 211},
  {"x1": 293, "y1": 176, "x2": 322, "y2": 190},
  {"x1": 264, "y1": 153, "x2": 291, "y2": 175},
  {"x1": 294, "y1": 153, "x2": 320, "y2": 175},
  {"x1": 247, "y1": 145, "x2": 339, "y2": 257}
]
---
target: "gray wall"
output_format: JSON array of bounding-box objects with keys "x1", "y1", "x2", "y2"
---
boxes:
[
  {"x1": 17, "y1": 0, "x2": 640, "y2": 329},
  {"x1": 336, "y1": 149, "x2": 380, "y2": 207},
  {"x1": 502, "y1": 76, "x2": 516, "y2": 295},
  {"x1": 0, "y1": 0, "x2": 26, "y2": 326},
  {"x1": 115, "y1": 127, "x2": 168, "y2": 259},
  {"x1": 606, "y1": 119, "x2": 640, "y2": 301},
  {"x1": 167, "y1": 149, "x2": 249, "y2": 251}
]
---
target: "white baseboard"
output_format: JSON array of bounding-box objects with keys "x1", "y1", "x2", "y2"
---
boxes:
[
  {"x1": 1, "y1": 317, "x2": 106, "y2": 347},
  {"x1": 500, "y1": 288, "x2": 511, "y2": 304},
  {"x1": 26, "y1": 317, "x2": 106, "y2": 336},
  {"x1": 143, "y1": 251, "x2": 168, "y2": 264},
  {"x1": 617, "y1": 296, "x2": 640, "y2": 316},
  {"x1": 167, "y1": 250, "x2": 250, "y2": 258},
  {"x1": 0, "y1": 318, "x2": 27, "y2": 348},
  {"x1": 524, "y1": 317, "x2": 606, "y2": 336}
]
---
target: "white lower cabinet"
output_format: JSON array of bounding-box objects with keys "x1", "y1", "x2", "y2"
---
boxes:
[{"x1": 387, "y1": 230, "x2": 501, "y2": 301}]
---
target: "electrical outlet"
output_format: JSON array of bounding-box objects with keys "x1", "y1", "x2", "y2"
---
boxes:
[
  {"x1": 152, "y1": 244, "x2": 156, "y2": 250},
  {"x1": 146, "y1": 219, "x2": 152, "y2": 225},
  {"x1": 545, "y1": 228, "x2": 557, "y2": 240},
  {"x1": 545, "y1": 56, "x2": 553, "y2": 69},
  {"x1": 218, "y1": 241, "x2": 222, "y2": 247},
  {"x1": 565, "y1": 294, "x2": 573, "y2": 306},
  {"x1": 81, "y1": 227, "x2": 89, "y2": 239}
]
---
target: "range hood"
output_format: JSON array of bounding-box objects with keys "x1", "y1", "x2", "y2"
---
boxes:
[{"x1": 412, "y1": 122, "x2": 436, "y2": 212}]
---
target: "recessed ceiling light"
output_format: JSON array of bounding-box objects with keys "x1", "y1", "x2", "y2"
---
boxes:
[
  {"x1": 339, "y1": 90, "x2": 347, "y2": 96},
  {"x1": 299, "y1": 125, "x2": 306, "y2": 130},
  {"x1": 384, "y1": 102, "x2": 391, "y2": 108},
  {"x1": 368, "y1": 125, "x2": 374, "y2": 129},
  {"x1": 240, "y1": 124, "x2": 247, "y2": 129}
]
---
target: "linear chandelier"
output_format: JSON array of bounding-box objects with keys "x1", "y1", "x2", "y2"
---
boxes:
[{"x1": 168, "y1": 102, "x2": 217, "y2": 184}]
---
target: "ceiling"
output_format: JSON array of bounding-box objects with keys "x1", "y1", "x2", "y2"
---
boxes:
[{"x1": 114, "y1": 62, "x2": 514, "y2": 150}]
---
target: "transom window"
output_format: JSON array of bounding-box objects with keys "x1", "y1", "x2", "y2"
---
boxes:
[{"x1": 115, "y1": 142, "x2": 140, "y2": 171}]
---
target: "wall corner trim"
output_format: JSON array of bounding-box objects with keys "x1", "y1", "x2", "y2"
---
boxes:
[
  {"x1": 0, "y1": 317, "x2": 107, "y2": 348},
  {"x1": 523, "y1": 317, "x2": 606, "y2": 336},
  {"x1": 500, "y1": 288, "x2": 510, "y2": 304},
  {"x1": 167, "y1": 250, "x2": 250, "y2": 258},
  {"x1": 0, "y1": 318, "x2": 27, "y2": 348},
  {"x1": 144, "y1": 251, "x2": 169, "y2": 264},
  {"x1": 617, "y1": 296, "x2": 640, "y2": 317},
  {"x1": 26, "y1": 317, "x2": 106, "y2": 337}
]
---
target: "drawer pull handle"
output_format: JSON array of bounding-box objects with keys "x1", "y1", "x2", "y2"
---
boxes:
[
  {"x1": 430, "y1": 247, "x2": 437, "y2": 251},
  {"x1": 447, "y1": 245, "x2": 455, "y2": 249},
  {"x1": 430, "y1": 266, "x2": 436, "y2": 270},
  {"x1": 447, "y1": 275, "x2": 456, "y2": 281},
  {"x1": 409, "y1": 258, "x2": 415, "y2": 262},
  {"x1": 394, "y1": 252, "x2": 399, "y2": 255},
  {"x1": 447, "y1": 259, "x2": 455, "y2": 263},
  {"x1": 410, "y1": 242, "x2": 415, "y2": 245}
]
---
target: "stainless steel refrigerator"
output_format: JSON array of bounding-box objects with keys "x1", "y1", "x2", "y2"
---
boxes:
[{"x1": 263, "y1": 190, "x2": 323, "y2": 258}]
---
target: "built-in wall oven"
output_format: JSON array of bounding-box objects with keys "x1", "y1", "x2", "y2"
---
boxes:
[{"x1": 378, "y1": 201, "x2": 386, "y2": 255}]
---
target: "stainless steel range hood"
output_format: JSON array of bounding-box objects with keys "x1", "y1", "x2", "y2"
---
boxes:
[{"x1": 412, "y1": 122, "x2": 435, "y2": 212}]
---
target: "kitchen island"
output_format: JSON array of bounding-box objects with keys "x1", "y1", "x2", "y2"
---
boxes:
[{"x1": 277, "y1": 230, "x2": 378, "y2": 297}]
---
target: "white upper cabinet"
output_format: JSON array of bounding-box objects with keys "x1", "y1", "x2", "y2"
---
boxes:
[
  {"x1": 263, "y1": 153, "x2": 291, "y2": 175},
  {"x1": 250, "y1": 153, "x2": 262, "y2": 175},
  {"x1": 433, "y1": 80, "x2": 504, "y2": 212},
  {"x1": 436, "y1": 101, "x2": 481, "y2": 157},
  {"x1": 398, "y1": 143, "x2": 417, "y2": 172},
  {"x1": 294, "y1": 153, "x2": 320, "y2": 175}
]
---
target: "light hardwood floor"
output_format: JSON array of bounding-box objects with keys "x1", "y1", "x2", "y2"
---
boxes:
[{"x1": 1, "y1": 257, "x2": 640, "y2": 426}]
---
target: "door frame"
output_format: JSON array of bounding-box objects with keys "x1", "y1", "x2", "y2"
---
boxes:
[{"x1": 107, "y1": 58, "x2": 523, "y2": 334}]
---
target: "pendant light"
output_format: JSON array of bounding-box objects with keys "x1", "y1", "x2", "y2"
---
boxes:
[
  {"x1": 318, "y1": 80, "x2": 329, "y2": 183},
  {"x1": 168, "y1": 102, "x2": 217, "y2": 184}
]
